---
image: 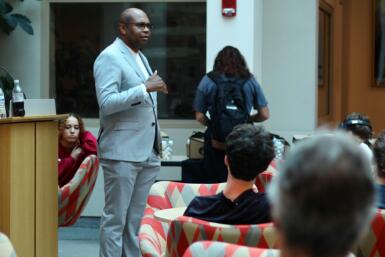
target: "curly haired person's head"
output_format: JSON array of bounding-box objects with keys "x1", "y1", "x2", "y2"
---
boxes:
[
  {"x1": 225, "y1": 124, "x2": 275, "y2": 181},
  {"x1": 213, "y1": 46, "x2": 250, "y2": 78},
  {"x1": 59, "y1": 113, "x2": 85, "y2": 145}
]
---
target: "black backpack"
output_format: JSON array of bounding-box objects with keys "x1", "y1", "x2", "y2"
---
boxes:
[{"x1": 207, "y1": 71, "x2": 250, "y2": 142}]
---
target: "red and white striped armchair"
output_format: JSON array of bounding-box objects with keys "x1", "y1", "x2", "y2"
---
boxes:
[
  {"x1": 139, "y1": 181, "x2": 226, "y2": 257},
  {"x1": 58, "y1": 154, "x2": 99, "y2": 226}
]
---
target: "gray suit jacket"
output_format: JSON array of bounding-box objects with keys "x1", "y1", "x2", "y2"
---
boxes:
[{"x1": 94, "y1": 37, "x2": 160, "y2": 162}]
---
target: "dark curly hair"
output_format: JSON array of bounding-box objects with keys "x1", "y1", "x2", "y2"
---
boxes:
[
  {"x1": 374, "y1": 131, "x2": 385, "y2": 179},
  {"x1": 225, "y1": 124, "x2": 275, "y2": 181},
  {"x1": 340, "y1": 112, "x2": 373, "y2": 146},
  {"x1": 213, "y1": 46, "x2": 250, "y2": 78}
]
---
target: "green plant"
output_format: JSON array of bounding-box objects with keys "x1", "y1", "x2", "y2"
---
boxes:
[
  {"x1": 0, "y1": 66, "x2": 14, "y2": 116},
  {"x1": 0, "y1": 0, "x2": 35, "y2": 115},
  {"x1": 0, "y1": 0, "x2": 34, "y2": 35}
]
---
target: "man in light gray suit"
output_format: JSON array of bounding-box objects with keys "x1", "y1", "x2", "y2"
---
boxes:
[{"x1": 93, "y1": 8, "x2": 168, "y2": 257}]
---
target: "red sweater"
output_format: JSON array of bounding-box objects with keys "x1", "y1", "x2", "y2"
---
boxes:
[{"x1": 58, "y1": 131, "x2": 97, "y2": 187}]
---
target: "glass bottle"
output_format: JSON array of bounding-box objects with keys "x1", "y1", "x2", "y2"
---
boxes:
[{"x1": 12, "y1": 79, "x2": 25, "y2": 117}]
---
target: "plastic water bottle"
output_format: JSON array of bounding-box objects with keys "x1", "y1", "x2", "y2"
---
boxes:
[
  {"x1": 273, "y1": 137, "x2": 285, "y2": 160},
  {"x1": 0, "y1": 87, "x2": 6, "y2": 118},
  {"x1": 12, "y1": 79, "x2": 25, "y2": 117},
  {"x1": 168, "y1": 139, "x2": 174, "y2": 157},
  {"x1": 161, "y1": 137, "x2": 174, "y2": 160}
]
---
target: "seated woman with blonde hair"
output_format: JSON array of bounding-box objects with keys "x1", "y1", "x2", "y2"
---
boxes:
[{"x1": 58, "y1": 113, "x2": 97, "y2": 187}]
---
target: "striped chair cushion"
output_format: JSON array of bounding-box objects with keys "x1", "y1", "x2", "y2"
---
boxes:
[
  {"x1": 355, "y1": 208, "x2": 385, "y2": 257},
  {"x1": 182, "y1": 241, "x2": 280, "y2": 257},
  {"x1": 254, "y1": 171, "x2": 274, "y2": 193},
  {"x1": 58, "y1": 155, "x2": 99, "y2": 226},
  {"x1": 266, "y1": 159, "x2": 279, "y2": 175},
  {"x1": 254, "y1": 159, "x2": 281, "y2": 193},
  {"x1": 166, "y1": 216, "x2": 277, "y2": 257}
]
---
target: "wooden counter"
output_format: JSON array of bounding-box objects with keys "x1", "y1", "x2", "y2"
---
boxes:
[{"x1": 0, "y1": 115, "x2": 66, "y2": 257}]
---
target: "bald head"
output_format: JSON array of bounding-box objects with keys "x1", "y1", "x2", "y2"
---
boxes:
[
  {"x1": 119, "y1": 8, "x2": 148, "y2": 25},
  {"x1": 118, "y1": 7, "x2": 151, "y2": 52}
]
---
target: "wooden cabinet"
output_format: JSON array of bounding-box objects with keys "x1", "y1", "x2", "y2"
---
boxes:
[{"x1": 0, "y1": 115, "x2": 66, "y2": 257}]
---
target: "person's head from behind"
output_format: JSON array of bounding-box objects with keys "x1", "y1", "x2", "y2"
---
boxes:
[
  {"x1": 374, "y1": 131, "x2": 385, "y2": 181},
  {"x1": 59, "y1": 113, "x2": 85, "y2": 147},
  {"x1": 268, "y1": 133, "x2": 375, "y2": 257},
  {"x1": 213, "y1": 46, "x2": 250, "y2": 77},
  {"x1": 225, "y1": 124, "x2": 275, "y2": 181},
  {"x1": 340, "y1": 112, "x2": 373, "y2": 144}
]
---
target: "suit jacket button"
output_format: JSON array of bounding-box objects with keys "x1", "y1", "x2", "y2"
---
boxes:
[{"x1": 152, "y1": 122, "x2": 155, "y2": 126}]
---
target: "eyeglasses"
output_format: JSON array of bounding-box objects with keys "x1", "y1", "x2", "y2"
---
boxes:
[{"x1": 129, "y1": 22, "x2": 154, "y2": 30}]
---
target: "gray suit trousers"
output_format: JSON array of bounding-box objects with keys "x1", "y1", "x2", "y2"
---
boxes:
[{"x1": 99, "y1": 151, "x2": 159, "y2": 257}]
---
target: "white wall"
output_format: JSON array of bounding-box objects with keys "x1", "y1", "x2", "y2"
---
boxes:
[
  {"x1": 206, "y1": 0, "x2": 262, "y2": 78},
  {"x1": 254, "y1": 1, "x2": 263, "y2": 81},
  {"x1": 262, "y1": 0, "x2": 318, "y2": 139}
]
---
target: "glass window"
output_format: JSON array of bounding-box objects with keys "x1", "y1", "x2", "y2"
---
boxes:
[{"x1": 50, "y1": 2, "x2": 206, "y2": 119}]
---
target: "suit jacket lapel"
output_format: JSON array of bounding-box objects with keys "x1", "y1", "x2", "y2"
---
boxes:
[
  {"x1": 114, "y1": 38, "x2": 146, "y2": 82},
  {"x1": 138, "y1": 52, "x2": 158, "y2": 102},
  {"x1": 114, "y1": 38, "x2": 158, "y2": 104}
]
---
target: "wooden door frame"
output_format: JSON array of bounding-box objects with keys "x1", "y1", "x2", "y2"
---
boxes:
[{"x1": 317, "y1": 0, "x2": 344, "y2": 126}]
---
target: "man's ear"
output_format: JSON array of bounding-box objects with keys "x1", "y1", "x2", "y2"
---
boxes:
[
  {"x1": 118, "y1": 23, "x2": 126, "y2": 35},
  {"x1": 224, "y1": 155, "x2": 229, "y2": 166}
]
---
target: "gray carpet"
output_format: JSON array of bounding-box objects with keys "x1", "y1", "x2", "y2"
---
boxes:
[{"x1": 59, "y1": 217, "x2": 100, "y2": 257}]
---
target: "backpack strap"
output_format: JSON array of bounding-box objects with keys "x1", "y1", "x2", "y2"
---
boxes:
[
  {"x1": 207, "y1": 71, "x2": 250, "y2": 86},
  {"x1": 207, "y1": 71, "x2": 221, "y2": 84}
]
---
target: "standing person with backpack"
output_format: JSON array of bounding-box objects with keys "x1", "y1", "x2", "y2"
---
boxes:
[{"x1": 193, "y1": 46, "x2": 270, "y2": 183}]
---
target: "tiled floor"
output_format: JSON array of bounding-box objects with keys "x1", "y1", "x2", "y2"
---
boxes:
[{"x1": 59, "y1": 217, "x2": 100, "y2": 257}]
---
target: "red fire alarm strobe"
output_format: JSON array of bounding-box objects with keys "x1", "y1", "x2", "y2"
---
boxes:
[{"x1": 222, "y1": 0, "x2": 236, "y2": 17}]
